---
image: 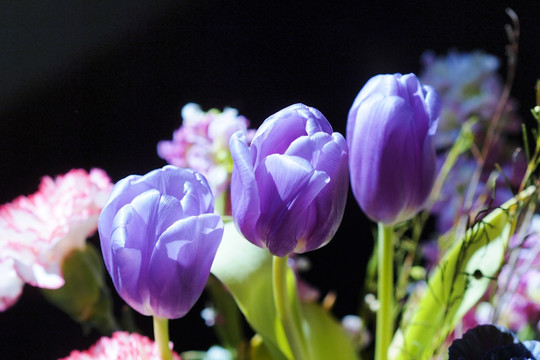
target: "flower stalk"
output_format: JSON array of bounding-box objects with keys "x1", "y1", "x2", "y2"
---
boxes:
[
  {"x1": 272, "y1": 255, "x2": 307, "y2": 360},
  {"x1": 153, "y1": 316, "x2": 173, "y2": 360},
  {"x1": 375, "y1": 223, "x2": 394, "y2": 360}
]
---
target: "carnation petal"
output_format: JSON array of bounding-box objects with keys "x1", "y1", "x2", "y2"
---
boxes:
[
  {"x1": 0, "y1": 168, "x2": 112, "y2": 310},
  {"x1": 0, "y1": 259, "x2": 24, "y2": 311}
]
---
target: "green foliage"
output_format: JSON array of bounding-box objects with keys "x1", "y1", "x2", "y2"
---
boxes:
[
  {"x1": 211, "y1": 222, "x2": 359, "y2": 360},
  {"x1": 392, "y1": 186, "x2": 535, "y2": 360},
  {"x1": 41, "y1": 243, "x2": 118, "y2": 334},
  {"x1": 205, "y1": 274, "x2": 247, "y2": 358}
]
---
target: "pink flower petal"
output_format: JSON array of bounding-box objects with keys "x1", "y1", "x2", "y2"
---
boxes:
[
  {"x1": 59, "y1": 331, "x2": 181, "y2": 360},
  {"x1": 0, "y1": 169, "x2": 113, "y2": 310}
]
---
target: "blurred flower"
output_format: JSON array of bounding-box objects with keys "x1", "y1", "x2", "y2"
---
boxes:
[
  {"x1": 201, "y1": 306, "x2": 219, "y2": 327},
  {"x1": 289, "y1": 256, "x2": 320, "y2": 302},
  {"x1": 494, "y1": 221, "x2": 540, "y2": 335},
  {"x1": 442, "y1": 217, "x2": 540, "y2": 345},
  {"x1": 448, "y1": 325, "x2": 540, "y2": 360},
  {"x1": 0, "y1": 259, "x2": 23, "y2": 311},
  {"x1": 342, "y1": 314, "x2": 372, "y2": 351},
  {"x1": 0, "y1": 168, "x2": 113, "y2": 311},
  {"x1": 430, "y1": 153, "x2": 525, "y2": 234},
  {"x1": 157, "y1": 103, "x2": 255, "y2": 198},
  {"x1": 347, "y1": 73, "x2": 440, "y2": 225},
  {"x1": 98, "y1": 166, "x2": 224, "y2": 319},
  {"x1": 229, "y1": 103, "x2": 349, "y2": 256},
  {"x1": 420, "y1": 50, "x2": 520, "y2": 149},
  {"x1": 204, "y1": 346, "x2": 233, "y2": 360},
  {"x1": 59, "y1": 331, "x2": 181, "y2": 360}
]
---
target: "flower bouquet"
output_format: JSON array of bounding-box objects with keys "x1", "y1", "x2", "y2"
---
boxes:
[{"x1": 1, "y1": 8, "x2": 540, "y2": 360}]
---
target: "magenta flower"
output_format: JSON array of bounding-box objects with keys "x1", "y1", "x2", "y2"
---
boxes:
[
  {"x1": 98, "y1": 166, "x2": 224, "y2": 319},
  {"x1": 157, "y1": 103, "x2": 255, "y2": 198},
  {"x1": 347, "y1": 73, "x2": 441, "y2": 225},
  {"x1": 59, "y1": 331, "x2": 181, "y2": 360},
  {"x1": 230, "y1": 103, "x2": 349, "y2": 257},
  {"x1": 0, "y1": 169, "x2": 113, "y2": 311}
]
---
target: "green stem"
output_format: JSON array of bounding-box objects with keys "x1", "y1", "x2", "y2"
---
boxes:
[
  {"x1": 153, "y1": 316, "x2": 173, "y2": 360},
  {"x1": 272, "y1": 255, "x2": 307, "y2": 360},
  {"x1": 375, "y1": 223, "x2": 394, "y2": 360}
]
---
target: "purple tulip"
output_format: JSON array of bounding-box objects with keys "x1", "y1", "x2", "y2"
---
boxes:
[
  {"x1": 347, "y1": 73, "x2": 441, "y2": 224},
  {"x1": 98, "y1": 166, "x2": 223, "y2": 319},
  {"x1": 230, "y1": 103, "x2": 349, "y2": 257}
]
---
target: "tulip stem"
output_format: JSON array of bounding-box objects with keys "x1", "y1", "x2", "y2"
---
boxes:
[
  {"x1": 375, "y1": 223, "x2": 394, "y2": 360},
  {"x1": 272, "y1": 255, "x2": 307, "y2": 360},
  {"x1": 153, "y1": 316, "x2": 173, "y2": 360}
]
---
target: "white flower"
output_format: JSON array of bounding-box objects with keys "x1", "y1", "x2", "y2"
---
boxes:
[{"x1": 0, "y1": 168, "x2": 113, "y2": 311}]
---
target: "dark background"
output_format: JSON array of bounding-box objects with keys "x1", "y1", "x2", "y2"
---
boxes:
[{"x1": 0, "y1": 1, "x2": 538, "y2": 358}]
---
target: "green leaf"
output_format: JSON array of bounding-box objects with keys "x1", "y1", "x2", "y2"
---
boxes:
[
  {"x1": 302, "y1": 302, "x2": 361, "y2": 360},
  {"x1": 205, "y1": 274, "x2": 247, "y2": 355},
  {"x1": 392, "y1": 186, "x2": 535, "y2": 360},
  {"x1": 211, "y1": 222, "x2": 359, "y2": 360},
  {"x1": 250, "y1": 334, "x2": 279, "y2": 360},
  {"x1": 211, "y1": 222, "x2": 289, "y2": 360},
  {"x1": 41, "y1": 243, "x2": 119, "y2": 334}
]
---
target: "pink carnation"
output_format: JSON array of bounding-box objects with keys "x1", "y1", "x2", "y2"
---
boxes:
[
  {"x1": 0, "y1": 168, "x2": 113, "y2": 311},
  {"x1": 59, "y1": 331, "x2": 181, "y2": 360}
]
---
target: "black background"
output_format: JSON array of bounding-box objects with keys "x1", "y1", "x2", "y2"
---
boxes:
[{"x1": 0, "y1": 1, "x2": 539, "y2": 358}]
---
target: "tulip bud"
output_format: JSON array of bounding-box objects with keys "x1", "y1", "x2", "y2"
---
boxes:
[
  {"x1": 230, "y1": 103, "x2": 349, "y2": 257},
  {"x1": 98, "y1": 166, "x2": 224, "y2": 319},
  {"x1": 347, "y1": 73, "x2": 441, "y2": 224}
]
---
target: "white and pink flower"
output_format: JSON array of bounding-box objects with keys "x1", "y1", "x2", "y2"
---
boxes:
[
  {"x1": 0, "y1": 168, "x2": 113, "y2": 311},
  {"x1": 157, "y1": 103, "x2": 254, "y2": 198},
  {"x1": 59, "y1": 331, "x2": 181, "y2": 360}
]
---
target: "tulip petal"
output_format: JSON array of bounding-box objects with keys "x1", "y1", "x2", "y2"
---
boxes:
[
  {"x1": 281, "y1": 132, "x2": 349, "y2": 251},
  {"x1": 230, "y1": 131, "x2": 262, "y2": 247},
  {"x1": 148, "y1": 214, "x2": 223, "y2": 318},
  {"x1": 350, "y1": 94, "x2": 416, "y2": 223},
  {"x1": 156, "y1": 194, "x2": 184, "y2": 236},
  {"x1": 177, "y1": 170, "x2": 215, "y2": 214},
  {"x1": 276, "y1": 170, "x2": 331, "y2": 255},
  {"x1": 230, "y1": 104, "x2": 347, "y2": 256},
  {"x1": 261, "y1": 155, "x2": 316, "y2": 203},
  {"x1": 285, "y1": 132, "x2": 331, "y2": 164},
  {"x1": 315, "y1": 133, "x2": 348, "y2": 176},
  {"x1": 98, "y1": 175, "x2": 145, "y2": 251},
  {"x1": 347, "y1": 73, "x2": 440, "y2": 224},
  {"x1": 250, "y1": 105, "x2": 310, "y2": 161},
  {"x1": 113, "y1": 246, "x2": 149, "y2": 315},
  {"x1": 297, "y1": 134, "x2": 349, "y2": 252},
  {"x1": 120, "y1": 189, "x2": 160, "y2": 250},
  {"x1": 423, "y1": 85, "x2": 441, "y2": 135},
  {"x1": 256, "y1": 154, "x2": 330, "y2": 256},
  {"x1": 106, "y1": 190, "x2": 168, "y2": 315},
  {"x1": 99, "y1": 166, "x2": 223, "y2": 318},
  {"x1": 297, "y1": 105, "x2": 332, "y2": 136}
]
